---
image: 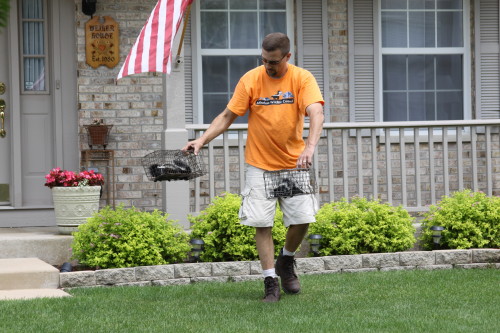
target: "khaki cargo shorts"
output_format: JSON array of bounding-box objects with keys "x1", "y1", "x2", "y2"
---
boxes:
[{"x1": 239, "y1": 164, "x2": 318, "y2": 228}]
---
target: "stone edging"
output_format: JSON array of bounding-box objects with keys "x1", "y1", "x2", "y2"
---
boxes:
[{"x1": 60, "y1": 249, "x2": 500, "y2": 289}]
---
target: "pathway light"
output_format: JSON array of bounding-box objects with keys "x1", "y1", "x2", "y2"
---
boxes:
[{"x1": 308, "y1": 234, "x2": 322, "y2": 257}]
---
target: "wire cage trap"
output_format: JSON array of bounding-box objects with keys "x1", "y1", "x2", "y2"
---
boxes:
[
  {"x1": 142, "y1": 150, "x2": 206, "y2": 182},
  {"x1": 263, "y1": 168, "x2": 317, "y2": 199}
]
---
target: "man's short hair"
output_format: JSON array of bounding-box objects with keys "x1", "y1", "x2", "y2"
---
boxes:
[{"x1": 262, "y1": 32, "x2": 290, "y2": 56}]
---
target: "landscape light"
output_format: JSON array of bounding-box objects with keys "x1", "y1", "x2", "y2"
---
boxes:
[
  {"x1": 430, "y1": 226, "x2": 445, "y2": 249},
  {"x1": 308, "y1": 234, "x2": 322, "y2": 257},
  {"x1": 190, "y1": 238, "x2": 204, "y2": 262}
]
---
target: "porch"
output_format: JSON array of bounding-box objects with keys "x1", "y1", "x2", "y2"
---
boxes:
[{"x1": 185, "y1": 119, "x2": 500, "y2": 214}]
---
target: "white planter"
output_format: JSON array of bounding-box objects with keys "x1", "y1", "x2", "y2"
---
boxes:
[{"x1": 52, "y1": 186, "x2": 101, "y2": 234}]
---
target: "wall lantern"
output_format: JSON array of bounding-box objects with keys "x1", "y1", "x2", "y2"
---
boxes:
[
  {"x1": 82, "y1": 0, "x2": 97, "y2": 17},
  {"x1": 430, "y1": 226, "x2": 445, "y2": 250},
  {"x1": 308, "y1": 234, "x2": 322, "y2": 257},
  {"x1": 190, "y1": 238, "x2": 205, "y2": 262}
]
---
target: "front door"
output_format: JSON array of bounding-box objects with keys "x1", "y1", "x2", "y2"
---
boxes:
[{"x1": 0, "y1": 0, "x2": 77, "y2": 227}]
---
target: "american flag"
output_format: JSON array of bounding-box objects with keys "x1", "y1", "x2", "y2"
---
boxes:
[{"x1": 117, "y1": 0, "x2": 193, "y2": 80}]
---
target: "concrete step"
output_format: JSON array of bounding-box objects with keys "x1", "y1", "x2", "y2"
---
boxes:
[
  {"x1": 0, "y1": 289, "x2": 71, "y2": 300},
  {"x1": 0, "y1": 258, "x2": 60, "y2": 290},
  {"x1": 0, "y1": 227, "x2": 73, "y2": 265}
]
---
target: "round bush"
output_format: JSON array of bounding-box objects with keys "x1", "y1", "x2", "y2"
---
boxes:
[
  {"x1": 72, "y1": 205, "x2": 191, "y2": 269},
  {"x1": 189, "y1": 193, "x2": 286, "y2": 262},
  {"x1": 309, "y1": 197, "x2": 415, "y2": 255},
  {"x1": 421, "y1": 189, "x2": 500, "y2": 250}
]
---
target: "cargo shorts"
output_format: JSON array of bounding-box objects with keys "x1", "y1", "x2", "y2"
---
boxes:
[{"x1": 239, "y1": 164, "x2": 318, "y2": 228}]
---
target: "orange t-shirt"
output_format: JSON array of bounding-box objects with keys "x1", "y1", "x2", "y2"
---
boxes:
[{"x1": 227, "y1": 64, "x2": 324, "y2": 170}]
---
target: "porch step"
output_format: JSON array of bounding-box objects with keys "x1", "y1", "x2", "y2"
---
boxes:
[
  {"x1": 0, "y1": 289, "x2": 71, "y2": 300},
  {"x1": 0, "y1": 227, "x2": 73, "y2": 265},
  {"x1": 0, "y1": 258, "x2": 60, "y2": 290}
]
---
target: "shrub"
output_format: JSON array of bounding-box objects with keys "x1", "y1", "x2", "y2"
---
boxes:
[
  {"x1": 72, "y1": 205, "x2": 191, "y2": 269},
  {"x1": 309, "y1": 197, "x2": 415, "y2": 255},
  {"x1": 421, "y1": 189, "x2": 500, "y2": 250},
  {"x1": 189, "y1": 193, "x2": 286, "y2": 262}
]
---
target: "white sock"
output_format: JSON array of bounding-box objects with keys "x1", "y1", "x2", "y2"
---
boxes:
[
  {"x1": 282, "y1": 247, "x2": 295, "y2": 256},
  {"x1": 262, "y1": 268, "x2": 277, "y2": 278}
]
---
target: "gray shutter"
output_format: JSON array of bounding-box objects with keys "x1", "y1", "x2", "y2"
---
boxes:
[
  {"x1": 297, "y1": 0, "x2": 330, "y2": 119},
  {"x1": 475, "y1": 0, "x2": 500, "y2": 119},
  {"x1": 184, "y1": 12, "x2": 193, "y2": 124},
  {"x1": 348, "y1": 0, "x2": 376, "y2": 122}
]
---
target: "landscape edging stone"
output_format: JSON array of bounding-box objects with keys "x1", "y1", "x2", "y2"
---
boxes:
[{"x1": 60, "y1": 249, "x2": 500, "y2": 289}]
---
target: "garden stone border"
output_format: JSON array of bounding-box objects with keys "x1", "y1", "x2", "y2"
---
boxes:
[{"x1": 59, "y1": 249, "x2": 500, "y2": 289}]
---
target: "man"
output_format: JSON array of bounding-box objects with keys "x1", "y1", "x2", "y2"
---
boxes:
[{"x1": 183, "y1": 32, "x2": 324, "y2": 302}]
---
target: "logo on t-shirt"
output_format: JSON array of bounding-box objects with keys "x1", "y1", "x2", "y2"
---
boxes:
[{"x1": 256, "y1": 91, "x2": 294, "y2": 105}]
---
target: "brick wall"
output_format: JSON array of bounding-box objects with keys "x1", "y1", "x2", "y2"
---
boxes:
[
  {"x1": 328, "y1": 0, "x2": 349, "y2": 122},
  {"x1": 75, "y1": 0, "x2": 164, "y2": 210}
]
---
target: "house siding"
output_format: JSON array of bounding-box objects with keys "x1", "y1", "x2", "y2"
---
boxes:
[{"x1": 74, "y1": 0, "x2": 349, "y2": 212}]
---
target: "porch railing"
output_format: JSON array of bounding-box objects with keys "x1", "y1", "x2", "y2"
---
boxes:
[{"x1": 186, "y1": 119, "x2": 500, "y2": 213}]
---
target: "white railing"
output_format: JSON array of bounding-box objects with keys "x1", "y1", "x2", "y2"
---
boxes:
[{"x1": 186, "y1": 119, "x2": 500, "y2": 213}]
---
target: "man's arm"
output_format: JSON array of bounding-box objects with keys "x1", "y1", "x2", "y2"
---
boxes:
[
  {"x1": 182, "y1": 108, "x2": 239, "y2": 154},
  {"x1": 297, "y1": 102, "x2": 324, "y2": 168}
]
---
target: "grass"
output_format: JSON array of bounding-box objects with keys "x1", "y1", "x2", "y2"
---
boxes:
[{"x1": 0, "y1": 269, "x2": 499, "y2": 333}]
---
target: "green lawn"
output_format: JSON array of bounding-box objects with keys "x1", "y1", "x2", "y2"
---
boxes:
[{"x1": 0, "y1": 269, "x2": 498, "y2": 333}]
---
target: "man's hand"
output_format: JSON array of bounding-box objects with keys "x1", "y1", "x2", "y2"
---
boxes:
[
  {"x1": 182, "y1": 139, "x2": 204, "y2": 155},
  {"x1": 297, "y1": 146, "x2": 314, "y2": 168}
]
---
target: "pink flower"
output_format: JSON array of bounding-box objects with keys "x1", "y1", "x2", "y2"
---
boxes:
[{"x1": 44, "y1": 167, "x2": 105, "y2": 188}]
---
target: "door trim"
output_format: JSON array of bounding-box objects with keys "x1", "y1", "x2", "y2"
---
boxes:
[{"x1": 7, "y1": 0, "x2": 22, "y2": 207}]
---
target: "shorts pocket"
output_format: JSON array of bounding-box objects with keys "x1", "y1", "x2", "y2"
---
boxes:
[{"x1": 239, "y1": 187, "x2": 252, "y2": 220}]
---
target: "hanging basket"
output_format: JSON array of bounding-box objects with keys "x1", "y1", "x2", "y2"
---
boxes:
[
  {"x1": 84, "y1": 125, "x2": 113, "y2": 149},
  {"x1": 263, "y1": 168, "x2": 317, "y2": 198},
  {"x1": 141, "y1": 150, "x2": 206, "y2": 182}
]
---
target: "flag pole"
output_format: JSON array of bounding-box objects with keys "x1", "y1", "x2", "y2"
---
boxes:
[{"x1": 175, "y1": 4, "x2": 192, "y2": 64}]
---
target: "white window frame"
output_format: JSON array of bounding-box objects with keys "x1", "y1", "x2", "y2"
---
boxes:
[
  {"x1": 192, "y1": 0, "x2": 295, "y2": 124},
  {"x1": 376, "y1": 0, "x2": 471, "y2": 122}
]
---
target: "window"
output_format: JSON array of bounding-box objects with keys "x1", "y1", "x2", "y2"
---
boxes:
[
  {"x1": 380, "y1": 0, "x2": 468, "y2": 121},
  {"x1": 20, "y1": 0, "x2": 48, "y2": 93},
  {"x1": 195, "y1": 0, "x2": 293, "y2": 124}
]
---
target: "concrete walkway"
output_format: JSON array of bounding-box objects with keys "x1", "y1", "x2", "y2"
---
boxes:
[
  {"x1": 0, "y1": 258, "x2": 71, "y2": 300},
  {"x1": 0, "y1": 228, "x2": 73, "y2": 300}
]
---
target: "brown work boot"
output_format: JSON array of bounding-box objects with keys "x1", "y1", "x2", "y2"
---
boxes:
[
  {"x1": 262, "y1": 276, "x2": 280, "y2": 302},
  {"x1": 275, "y1": 250, "x2": 300, "y2": 294}
]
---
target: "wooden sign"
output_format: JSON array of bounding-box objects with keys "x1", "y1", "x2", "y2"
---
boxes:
[{"x1": 85, "y1": 16, "x2": 120, "y2": 69}]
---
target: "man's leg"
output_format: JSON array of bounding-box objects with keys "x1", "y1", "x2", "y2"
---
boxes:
[
  {"x1": 255, "y1": 227, "x2": 275, "y2": 269},
  {"x1": 276, "y1": 194, "x2": 318, "y2": 294},
  {"x1": 255, "y1": 227, "x2": 280, "y2": 302},
  {"x1": 284, "y1": 224, "x2": 309, "y2": 253},
  {"x1": 275, "y1": 224, "x2": 308, "y2": 294}
]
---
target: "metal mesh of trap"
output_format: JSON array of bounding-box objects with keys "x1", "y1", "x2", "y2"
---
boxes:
[
  {"x1": 141, "y1": 150, "x2": 206, "y2": 182},
  {"x1": 263, "y1": 168, "x2": 317, "y2": 198}
]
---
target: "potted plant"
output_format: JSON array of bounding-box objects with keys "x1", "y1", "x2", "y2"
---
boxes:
[
  {"x1": 84, "y1": 118, "x2": 113, "y2": 149},
  {"x1": 45, "y1": 167, "x2": 105, "y2": 234}
]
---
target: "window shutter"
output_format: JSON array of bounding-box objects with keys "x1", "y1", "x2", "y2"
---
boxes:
[
  {"x1": 348, "y1": 0, "x2": 376, "y2": 122},
  {"x1": 297, "y1": 0, "x2": 330, "y2": 119},
  {"x1": 475, "y1": 0, "x2": 500, "y2": 119},
  {"x1": 184, "y1": 13, "x2": 193, "y2": 124}
]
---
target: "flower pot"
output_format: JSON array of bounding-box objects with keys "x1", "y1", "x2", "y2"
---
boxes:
[
  {"x1": 52, "y1": 186, "x2": 101, "y2": 234},
  {"x1": 84, "y1": 125, "x2": 113, "y2": 149}
]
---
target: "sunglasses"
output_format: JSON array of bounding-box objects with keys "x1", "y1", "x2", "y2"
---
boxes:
[{"x1": 260, "y1": 54, "x2": 287, "y2": 65}]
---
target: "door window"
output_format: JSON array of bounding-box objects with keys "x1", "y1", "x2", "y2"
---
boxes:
[{"x1": 20, "y1": 0, "x2": 48, "y2": 93}]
